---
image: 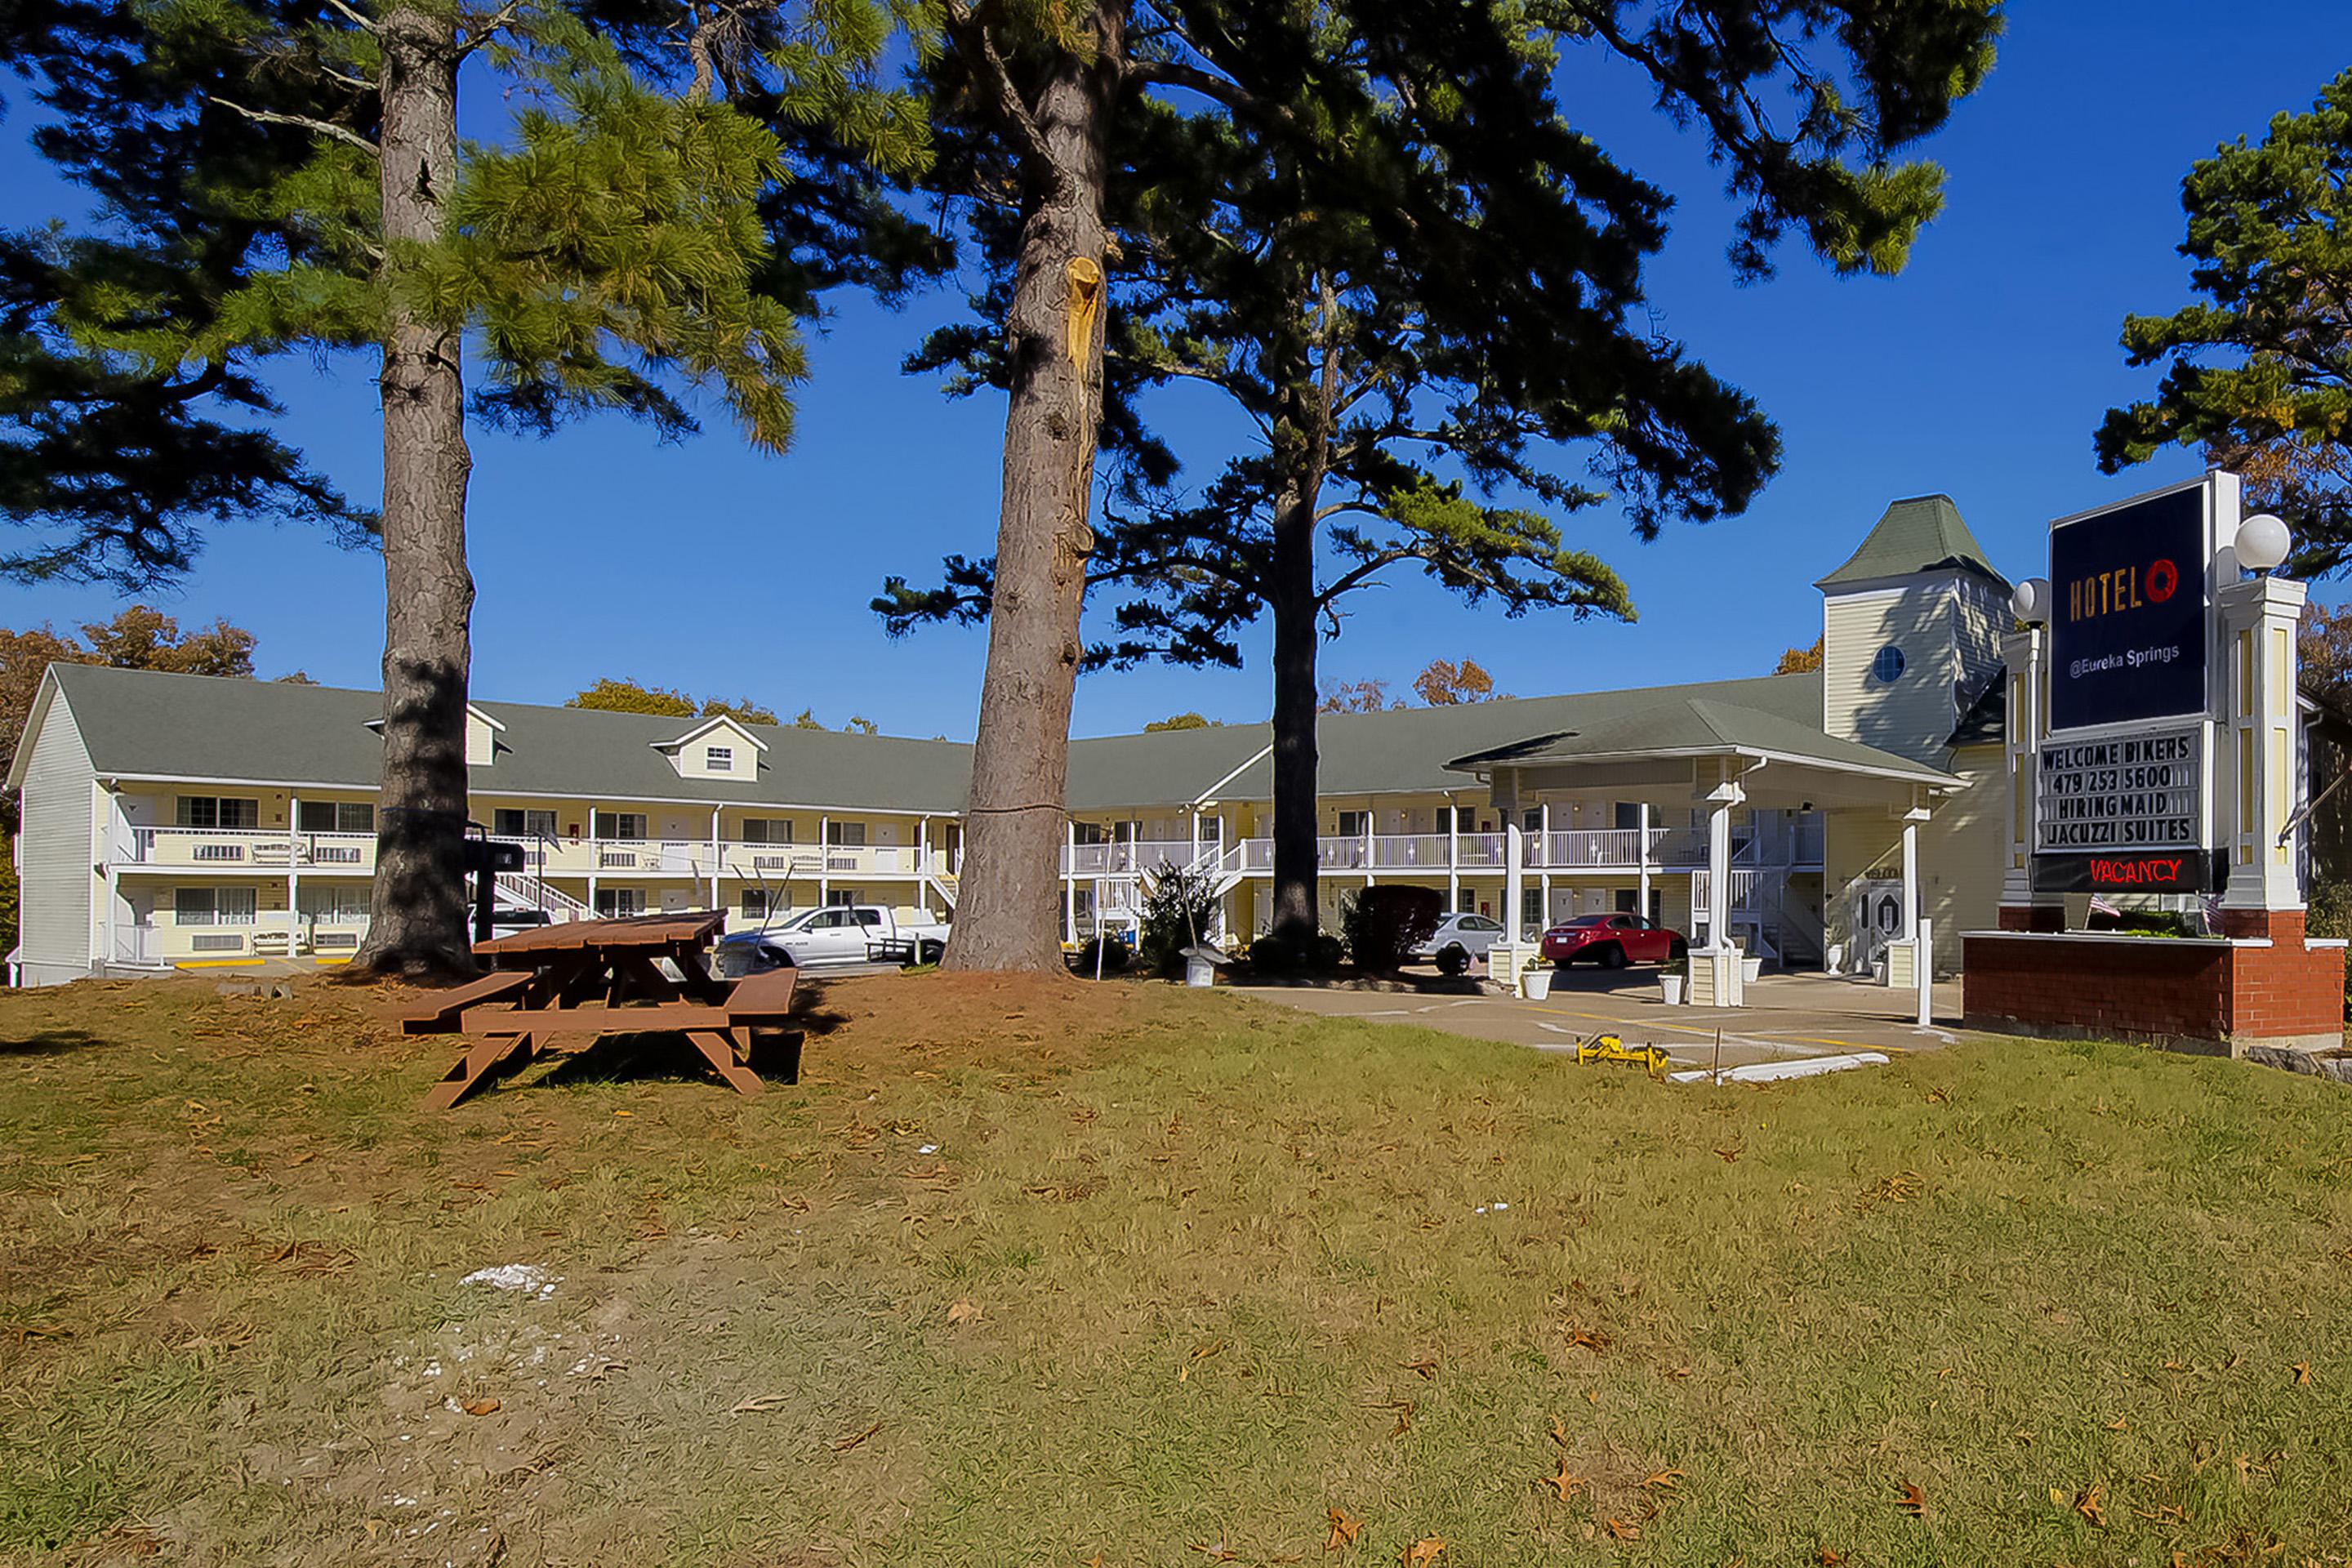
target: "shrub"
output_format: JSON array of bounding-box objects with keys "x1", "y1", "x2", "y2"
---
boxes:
[
  {"x1": 1248, "y1": 934, "x2": 1294, "y2": 974},
  {"x1": 1138, "y1": 861, "x2": 1220, "y2": 977},
  {"x1": 1340, "y1": 885, "x2": 1443, "y2": 973},
  {"x1": 1074, "y1": 936, "x2": 1131, "y2": 977}
]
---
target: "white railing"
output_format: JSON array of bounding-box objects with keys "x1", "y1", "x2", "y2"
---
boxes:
[
  {"x1": 123, "y1": 826, "x2": 376, "y2": 871},
  {"x1": 1062, "y1": 840, "x2": 1195, "y2": 875},
  {"x1": 1370, "y1": 834, "x2": 1453, "y2": 870},
  {"x1": 1793, "y1": 817, "x2": 1826, "y2": 865}
]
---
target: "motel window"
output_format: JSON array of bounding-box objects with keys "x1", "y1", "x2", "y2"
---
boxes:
[
  {"x1": 825, "y1": 822, "x2": 867, "y2": 848},
  {"x1": 1521, "y1": 887, "x2": 1544, "y2": 930},
  {"x1": 299, "y1": 885, "x2": 371, "y2": 924},
  {"x1": 492, "y1": 808, "x2": 557, "y2": 840},
  {"x1": 175, "y1": 886, "x2": 257, "y2": 926},
  {"x1": 176, "y1": 795, "x2": 260, "y2": 831},
  {"x1": 826, "y1": 889, "x2": 859, "y2": 906},
  {"x1": 742, "y1": 888, "x2": 771, "y2": 920},
  {"x1": 297, "y1": 800, "x2": 375, "y2": 834},
  {"x1": 1337, "y1": 811, "x2": 1370, "y2": 838},
  {"x1": 595, "y1": 812, "x2": 648, "y2": 841},
  {"x1": 595, "y1": 888, "x2": 646, "y2": 918},
  {"x1": 1072, "y1": 822, "x2": 1106, "y2": 845},
  {"x1": 706, "y1": 746, "x2": 733, "y2": 773},
  {"x1": 740, "y1": 817, "x2": 793, "y2": 844}
]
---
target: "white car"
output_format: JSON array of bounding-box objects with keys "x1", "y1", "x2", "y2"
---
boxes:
[
  {"x1": 1411, "y1": 911, "x2": 1510, "y2": 975},
  {"x1": 719, "y1": 904, "x2": 950, "y2": 971}
]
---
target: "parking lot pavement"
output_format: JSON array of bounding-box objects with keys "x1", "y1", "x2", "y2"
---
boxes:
[{"x1": 1228, "y1": 967, "x2": 1978, "y2": 1070}]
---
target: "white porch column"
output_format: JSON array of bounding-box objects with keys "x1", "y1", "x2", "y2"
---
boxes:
[
  {"x1": 1886, "y1": 792, "x2": 1931, "y2": 990},
  {"x1": 1692, "y1": 764, "x2": 1745, "y2": 1007},
  {"x1": 1362, "y1": 800, "x2": 1375, "y2": 884},
  {"x1": 709, "y1": 806, "x2": 722, "y2": 915},
  {"x1": 1446, "y1": 791, "x2": 1460, "y2": 911},
  {"x1": 1503, "y1": 817, "x2": 1525, "y2": 942},
  {"x1": 2220, "y1": 572, "x2": 2309, "y2": 911},
  {"x1": 1636, "y1": 802, "x2": 1653, "y2": 918},
  {"x1": 1064, "y1": 819, "x2": 1078, "y2": 943},
  {"x1": 818, "y1": 813, "x2": 830, "y2": 907},
  {"x1": 286, "y1": 791, "x2": 302, "y2": 958},
  {"x1": 1539, "y1": 800, "x2": 1552, "y2": 924}
]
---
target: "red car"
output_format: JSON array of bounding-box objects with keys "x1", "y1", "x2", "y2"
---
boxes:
[{"x1": 1539, "y1": 913, "x2": 1686, "y2": 969}]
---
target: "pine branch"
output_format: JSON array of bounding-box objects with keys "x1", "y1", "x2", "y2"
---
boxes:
[
  {"x1": 205, "y1": 96, "x2": 378, "y2": 155},
  {"x1": 938, "y1": 0, "x2": 1062, "y2": 191}
]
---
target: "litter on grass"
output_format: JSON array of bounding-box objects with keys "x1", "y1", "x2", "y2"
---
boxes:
[
  {"x1": 1668, "y1": 1052, "x2": 1891, "y2": 1085},
  {"x1": 459, "y1": 1264, "x2": 561, "y2": 1300}
]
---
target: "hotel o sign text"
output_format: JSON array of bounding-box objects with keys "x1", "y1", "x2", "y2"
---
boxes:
[{"x1": 2047, "y1": 484, "x2": 2207, "y2": 732}]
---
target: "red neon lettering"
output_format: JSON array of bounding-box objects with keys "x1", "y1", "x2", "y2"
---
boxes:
[{"x1": 2087, "y1": 856, "x2": 2185, "y2": 886}]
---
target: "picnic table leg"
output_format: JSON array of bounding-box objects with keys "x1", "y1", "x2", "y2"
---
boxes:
[
  {"x1": 425, "y1": 1032, "x2": 530, "y2": 1110},
  {"x1": 685, "y1": 1029, "x2": 764, "y2": 1097}
]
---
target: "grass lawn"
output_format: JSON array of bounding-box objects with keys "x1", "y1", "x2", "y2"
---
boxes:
[{"x1": 2, "y1": 971, "x2": 2349, "y2": 1566}]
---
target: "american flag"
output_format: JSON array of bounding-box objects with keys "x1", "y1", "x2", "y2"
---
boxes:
[{"x1": 2089, "y1": 894, "x2": 2122, "y2": 920}]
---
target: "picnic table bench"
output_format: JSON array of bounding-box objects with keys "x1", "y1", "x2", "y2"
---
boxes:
[{"x1": 390, "y1": 911, "x2": 804, "y2": 1109}]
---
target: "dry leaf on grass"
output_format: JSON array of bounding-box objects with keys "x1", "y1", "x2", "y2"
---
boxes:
[
  {"x1": 729, "y1": 1394, "x2": 791, "y2": 1414},
  {"x1": 1895, "y1": 1481, "x2": 1925, "y2": 1517},
  {"x1": 1399, "y1": 1538, "x2": 1447, "y2": 1565},
  {"x1": 1535, "y1": 1460, "x2": 1584, "y2": 1502},
  {"x1": 1643, "y1": 1468, "x2": 1685, "y2": 1491},
  {"x1": 1815, "y1": 1548, "x2": 1845, "y2": 1566},
  {"x1": 945, "y1": 1299, "x2": 981, "y2": 1325},
  {"x1": 2292, "y1": 1361, "x2": 2313, "y2": 1386},
  {"x1": 1191, "y1": 1543, "x2": 1238, "y2": 1562},
  {"x1": 831, "y1": 1420, "x2": 883, "y2": 1452},
  {"x1": 462, "y1": 1397, "x2": 501, "y2": 1417},
  {"x1": 2074, "y1": 1482, "x2": 2107, "y2": 1525},
  {"x1": 1178, "y1": 1341, "x2": 1225, "y2": 1382},
  {"x1": 1604, "y1": 1518, "x2": 1640, "y2": 1541},
  {"x1": 1325, "y1": 1508, "x2": 1362, "y2": 1551},
  {"x1": 1565, "y1": 1328, "x2": 1610, "y2": 1353},
  {"x1": 1401, "y1": 1354, "x2": 1441, "y2": 1380}
]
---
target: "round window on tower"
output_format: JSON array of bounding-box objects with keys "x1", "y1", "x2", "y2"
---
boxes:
[{"x1": 1870, "y1": 644, "x2": 1906, "y2": 684}]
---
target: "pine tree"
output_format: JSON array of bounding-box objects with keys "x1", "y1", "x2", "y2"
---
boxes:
[
  {"x1": 2097, "y1": 67, "x2": 2352, "y2": 571},
  {"x1": 884, "y1": 0, "x2": 2001, "y2": 946},
  {"x1": 2, "y1": 0, "x2": 921, "y2": 976}
]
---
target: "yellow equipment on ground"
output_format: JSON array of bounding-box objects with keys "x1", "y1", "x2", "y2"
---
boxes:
[{"x1": 1573, "y1": 1032, "x2": 1673, "y2": 1076}]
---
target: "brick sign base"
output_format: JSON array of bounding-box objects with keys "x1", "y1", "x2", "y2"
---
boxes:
[{"x1": 1962, "y1": 909, "x2": 2345, "y2": 1056}]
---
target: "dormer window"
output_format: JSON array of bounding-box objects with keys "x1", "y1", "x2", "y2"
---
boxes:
[{"x1": 652, "y1": 715, "x2": 769, "y2": 777}]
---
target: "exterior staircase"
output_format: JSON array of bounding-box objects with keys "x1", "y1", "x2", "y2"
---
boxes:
[
  {"x1": 925, "y1": 869, "x2": 959, "y2": 909},
  {"x1": 495, "y1": 870, "x2": 591, "y2": 924}
]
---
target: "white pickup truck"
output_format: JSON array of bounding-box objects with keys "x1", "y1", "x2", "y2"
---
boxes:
[{"x1": 719, "y1": 904, "x2": 950, "y2": 971}]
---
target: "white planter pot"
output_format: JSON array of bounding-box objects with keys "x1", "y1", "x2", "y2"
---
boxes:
[
  {"x1": 1741, "y1": 956, "x2": 1764, "y2": 985},
  {"x1": 1659, "y1": 974, "x2": 1686, "y2": 1006},
  {"x1": 1824, "y1": 942, "x2": 1846, "y2": 974},
  {"x1": 1521, "y1": 968, "x2": 1553, "y2": 1000}
]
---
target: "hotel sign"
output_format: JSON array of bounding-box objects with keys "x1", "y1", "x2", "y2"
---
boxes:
[
  {"x1": 2047, "y1": 484, "x2": 2207, "y2": 733},
  {"x1": 2030, "y1": 477, "x2": 2226, "y2": 895}
]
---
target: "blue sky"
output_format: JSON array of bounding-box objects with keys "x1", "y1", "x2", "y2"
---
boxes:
[{"x1": 3, "y1": 3, "x2": 2348, "y2": 738}]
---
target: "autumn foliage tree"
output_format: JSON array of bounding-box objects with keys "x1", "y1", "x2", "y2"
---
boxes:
[
  {"x1": 1413, "y1": 659, "x2": 1500, "y2": 706},
  {"x1": 1775, "y1": 636, "x2": 1824, "y2": 675}
]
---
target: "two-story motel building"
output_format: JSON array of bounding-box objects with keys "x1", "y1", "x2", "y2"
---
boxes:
[{"x1": 7, "y1": 496, "x2": 2025, "y2": 987}]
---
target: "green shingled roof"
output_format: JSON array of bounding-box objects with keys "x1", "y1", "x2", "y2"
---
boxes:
[
  {"x1": 37, "y1": 663, "x2": 1869, "y2": 813},
  {"x1": 1815, "y1": 494, "x2": 2011, "y2": 591},
  {"x1": 1444, "y1": 693, "x2": 1956, "y2": 786}
]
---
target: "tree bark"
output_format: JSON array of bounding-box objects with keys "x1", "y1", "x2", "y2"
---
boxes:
[
  {"x1": 1266, "y1": 274, "x2": 1339, "y2": 949},
  {"x1": 1267, "y1": 491, "x2": 1321, "y2": 945},
  {"x1": 351, "y1": 3, "x2": 476, "y2": 981},
  {"x1": 942, "y1": 0, "x2": 1124, "y2": 974}
]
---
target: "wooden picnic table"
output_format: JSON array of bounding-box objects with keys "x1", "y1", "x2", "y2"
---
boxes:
[{"x1": 392, "y1": 911, "x2": 804, "y2": 1109}]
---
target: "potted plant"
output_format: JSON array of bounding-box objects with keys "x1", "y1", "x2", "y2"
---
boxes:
[
  {"x1": 1521, "y1": 951, "x2": 1555, "y2": 1000},
  {"x1": 1659, "y1": 956, "x2": 1686, "y2": 1006}
]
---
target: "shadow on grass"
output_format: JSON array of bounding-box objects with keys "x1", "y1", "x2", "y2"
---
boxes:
[{"x1": 0, "y1": 1028, "x2": 106, "y2": 1059}]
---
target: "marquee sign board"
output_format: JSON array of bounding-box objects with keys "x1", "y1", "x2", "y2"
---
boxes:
[
  {"x1": 2029, "y1": 476, "x2": 2227, "y2": 895},
  {"x1": 2047, "y1": 483, "x2": 2210, "y2": 733},
  {"x1": 2036, "y1": 727, "x2": 2203, "y2": 852}
]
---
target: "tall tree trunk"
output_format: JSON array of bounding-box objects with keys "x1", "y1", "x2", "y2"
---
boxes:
[
  {"x1": 352, "y1": 3, "x2": 476, "y2": 980},
  {"x1": 1267, "y1": 490, "x2": 1320, "y2": 946},
  {"x1": 943, "y1": 0, "x2": 1124, "y2": 973}
]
